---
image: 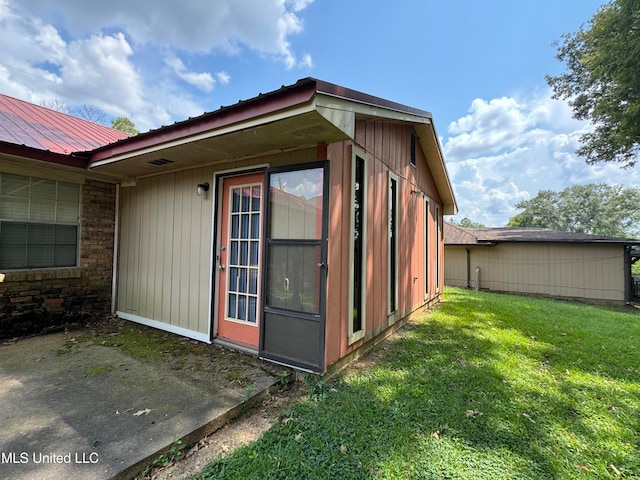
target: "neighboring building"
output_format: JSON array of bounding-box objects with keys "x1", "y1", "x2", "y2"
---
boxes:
[
  {"x1": 0, "y1": 93, "x2": 128, "y2": 337},
  {"x1": 0, "y1": 78, "x2": 457, "y2": 374},
  {"x1": 444, "y1": 222, "x2": 640, "y2": 304}
]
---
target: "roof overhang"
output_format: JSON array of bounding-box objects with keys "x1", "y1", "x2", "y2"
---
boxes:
[{"x1": 86, "y1": 78, "x2": 457, "y2": 213}]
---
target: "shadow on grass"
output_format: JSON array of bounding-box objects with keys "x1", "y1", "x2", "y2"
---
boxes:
[{"x1": 198, "y1": 290, "x2": 640, "y2": 479}]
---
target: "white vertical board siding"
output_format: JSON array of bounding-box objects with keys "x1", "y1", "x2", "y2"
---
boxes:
[
  {"x1": 445, "y1": 243, "x2": 625, "y2": 302},
  {"x1": 117, "y1": 167, "x2": 214, "y2": 335}
]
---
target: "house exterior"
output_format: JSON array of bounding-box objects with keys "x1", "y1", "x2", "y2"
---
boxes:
[
  {"x1": 444, "y1": 222, "x2": 640, "y2": 304},
  {"x1": 0, "y1": 93, "x2": 128, "y2": 337},
  {"x1": 0, "y1": 78, "x2": 457, "y2": 373}
]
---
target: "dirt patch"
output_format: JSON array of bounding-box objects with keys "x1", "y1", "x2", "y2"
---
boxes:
[{"x1": 145, "y1": 382, "x2": 304, "y2": 480}]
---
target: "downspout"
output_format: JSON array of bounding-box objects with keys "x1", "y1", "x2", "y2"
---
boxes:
[
  {"x1": 475, "y1": 266, "x2": 480, "y2": 291},
  {"x1": 111, "y1": 183, "x2": 120, "y2": 314},
  {"x1": 465, "y1": 248, "x2": 471, "y2": 289},
  {"x1": 624, "y1": 245, "x2": 631, "y2": 304}
]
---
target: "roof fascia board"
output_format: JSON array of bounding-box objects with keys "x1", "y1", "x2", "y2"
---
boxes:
[
  {"x1": 89, "y1": 101, "x2": 318, "y2": 169},
  {"x1": 313, "y1": 93, "x2": 457, "y2": 215},
  {"x1": 0, "y1": 141, "x2": 88, "y2": 169},
  {"x1": 315, "y1": 92, "x2": 434, "y2": 126},
  {"x1": 415, "y1": 123, "x2": 458, "y2": 215}
]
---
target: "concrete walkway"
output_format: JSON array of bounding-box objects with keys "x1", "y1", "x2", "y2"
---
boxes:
[{"x1": 0, "y1": 328, "x2": 287, "y2": 480}]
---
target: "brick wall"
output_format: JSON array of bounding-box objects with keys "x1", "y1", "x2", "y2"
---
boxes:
[{"x1": 0, "y1": 179, "x2": 116, "y2": 339}]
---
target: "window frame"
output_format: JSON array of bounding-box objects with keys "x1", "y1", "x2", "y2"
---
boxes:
[
  {"x1": 0, "y1": 173, "x2": 81, "y2": 270},
  {"x1": 410, "y1": 130, "x2": 417, "y2": 168},
  {"x1": 348, "y1": 148, "x2": 367, "y2": 344},
  {"x1": 388, "y1": 172, "x2": 399, "y2": 315}
]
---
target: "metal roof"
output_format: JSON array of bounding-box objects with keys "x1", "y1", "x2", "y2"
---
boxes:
[{"x1": 0, "y1": 93, "x2": 129, "y2": 155}]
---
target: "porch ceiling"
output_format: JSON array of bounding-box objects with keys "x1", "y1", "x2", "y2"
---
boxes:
[{"x1": 89, "y1": 109, "x2": 350, "y2": 178}]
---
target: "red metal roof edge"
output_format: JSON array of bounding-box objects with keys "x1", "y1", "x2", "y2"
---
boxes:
[
  {"x1": 0, "y1": 140, "x2": 88, "y2": 169},
  {"x1": 313, "y1": 79, "x2": 433, "y2": 118},
  {"x1": 89, "y1": 78, "x2": 436, "y2": 163},
  {"x1": 89, "y1": 79, "x2": 320, "y2": 162}
]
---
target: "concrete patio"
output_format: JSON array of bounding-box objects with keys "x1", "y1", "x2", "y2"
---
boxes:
[{"x1": 0, "y1": 322, "x2": 290, "y2": 480}]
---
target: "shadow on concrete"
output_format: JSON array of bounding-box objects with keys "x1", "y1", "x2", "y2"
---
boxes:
[{"x1": 0, "y1": 322, "x2": 290, "y2": 480}]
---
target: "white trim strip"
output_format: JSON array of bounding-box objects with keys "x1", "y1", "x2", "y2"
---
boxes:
[
  {"x1": 89, "y1": 104, "x2": 316, "y2": 169},
  {"x1": 117, "y1": 311, "x2": 211, "y2": 343}
]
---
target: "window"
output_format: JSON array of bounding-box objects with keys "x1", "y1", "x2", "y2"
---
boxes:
[
  {"x1": 265, "y1": 167, "x2": 325, "y2": 314},
  {"x1": 0, "y1": 173, "x2": 80, "y2": 269},
  {"x1": 226, "y1": 184, "x2": 262, "y2": 323},
  {"x1": 388, "y1": 173, "x2": 398, "y2": 313},
  {"x1": 349, "y1": 152, "x2": 367, "y2": 342},
  {"x1": 435, "y1": 205, "x2": 441, "y2": 292},
  {"x1": 410, "y1": 131, "x2": 417, "y2": 167},
  {"x1": 424, "y1": 198, "x2": 429, "y2": 297}
]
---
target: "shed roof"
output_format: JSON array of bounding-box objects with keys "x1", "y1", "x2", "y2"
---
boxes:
[
  {"x1": 0, "y1": 94, "x2": 129, "y2": 155},
  {"x1": 444, "y1": 222, "x2": 639, "y2": 246},
  {"x1": 87, "y1": 78, "x2": 457, "y2": 214}
]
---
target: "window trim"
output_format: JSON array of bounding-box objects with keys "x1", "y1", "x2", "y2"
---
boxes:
[
  {"x1": 388, "y1": 172, "x2": 399, "y2": 315},
  {"x1": 435, "y1": 205, "x2": 441, "y2": 293},
  {"x1": 410, "y1": 130, "x2": 417, "y2": 168},
  {"x1": 424, "y1": 197, "x2": 430, "y2": 300},
  {"x1": 0, "y1": 173, "x2": 81, "y2": 271},
  {"x1": 348, "y1": 147, "x2": 367, "y2": 344}
]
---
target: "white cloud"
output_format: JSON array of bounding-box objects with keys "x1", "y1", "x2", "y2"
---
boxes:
[
  {"x1": 0, "y1": 0, "x2": 314, "y2": 132},
  {"x1": 14, "y1": 0, "x2": 314, "y2": 67},
  {"x1": 444, "y1": 91, "x2": 640, "y2": 227},
  {"x1": 164, "y1": 55, "x2": 215, "y2": 92},
  {"x1": 216, "y1": 72, "x2": 231, "y2": 85}
]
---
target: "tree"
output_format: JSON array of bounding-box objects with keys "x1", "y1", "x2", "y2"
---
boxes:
[
  {"x1": 507, "y1": 183, "x2": 640, "y2": 237},
  {"x1": 73, "y1": 104, "x2": 107, "y2": 125},
  {"x1": 450, "y1": 217, "x2": 485, "y2": 228},
  {"x1": 40, "y1": 99, "x2": 108, "y2": 125},
  {"x1": 111, "y1": 116, "x2": 139, "y2": 136},
  {"x1": 546, "y1": 0, "x2": 640, "y2": 167}
]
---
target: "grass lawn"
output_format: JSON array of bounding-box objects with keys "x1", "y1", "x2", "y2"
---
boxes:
[{"x1": 197, "y1": 288, "x2": 640, "y2": 479}]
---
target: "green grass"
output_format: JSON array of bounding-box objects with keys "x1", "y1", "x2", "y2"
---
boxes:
[{"x1": 196, "y1": 288, "x2": 640, "y2": 479}]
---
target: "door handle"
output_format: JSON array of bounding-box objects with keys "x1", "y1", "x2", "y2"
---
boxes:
[
  {"x1": 317, "y1": 262, "x2": 327, "y2": 269},
  {"x1": 218, "y1": 264, "x2": 226, "y2": 270}
]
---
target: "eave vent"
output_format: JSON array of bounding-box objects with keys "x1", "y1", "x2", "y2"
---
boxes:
[{"x1": 148, "y1": 158, "x2": 174, "y2": 166}]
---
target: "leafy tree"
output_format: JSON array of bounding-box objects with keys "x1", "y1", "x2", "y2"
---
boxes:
[
  {"x1": 450, "y1": 217, "x2": 485, "y2": 228},
  {"x1": 546, "y1": 0, "x2": 640, "y2": 167},
  {"x1": 111, "y1": 116, "x2": 139, "y2": 135},
  {"x1": 507, "y1": 183, "x2": 640, "y2": 237}
]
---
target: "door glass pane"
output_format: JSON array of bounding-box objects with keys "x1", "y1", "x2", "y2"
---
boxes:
[
  {"x1": 225, "y1": 182, "x2": 261, "y2": 323},
  {"x1": 250, "y1": 241, "x2": 259, "y2": 266},
  {"x1": 266, "y1": 244, "x2": 321, "y2": 314},
  {"x1": 251, "y1": 186, "x2": 261, "y2": 211},
  {"x1": 269, "y1": 168, "x2": 323, "y2": 240},
  {"x1": 232, "y1": 188, "x2": 240, "y2": 212},
  {"x1": 241, "y1": 187, "x2": 251, "y2": 212}
]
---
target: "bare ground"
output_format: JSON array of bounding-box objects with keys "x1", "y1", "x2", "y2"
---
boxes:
[{"x1": 144, "y1": 382, "x2": 304, "y2": 480}]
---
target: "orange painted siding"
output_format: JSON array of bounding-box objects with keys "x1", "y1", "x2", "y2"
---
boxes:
[{"x1": 324, "y1": 120, "x2": 444, "y2": 369}]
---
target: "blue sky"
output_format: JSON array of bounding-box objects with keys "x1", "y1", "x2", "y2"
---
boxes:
[{"x1": 1, "y1": 0, "x2": 639, "y2": 226}]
